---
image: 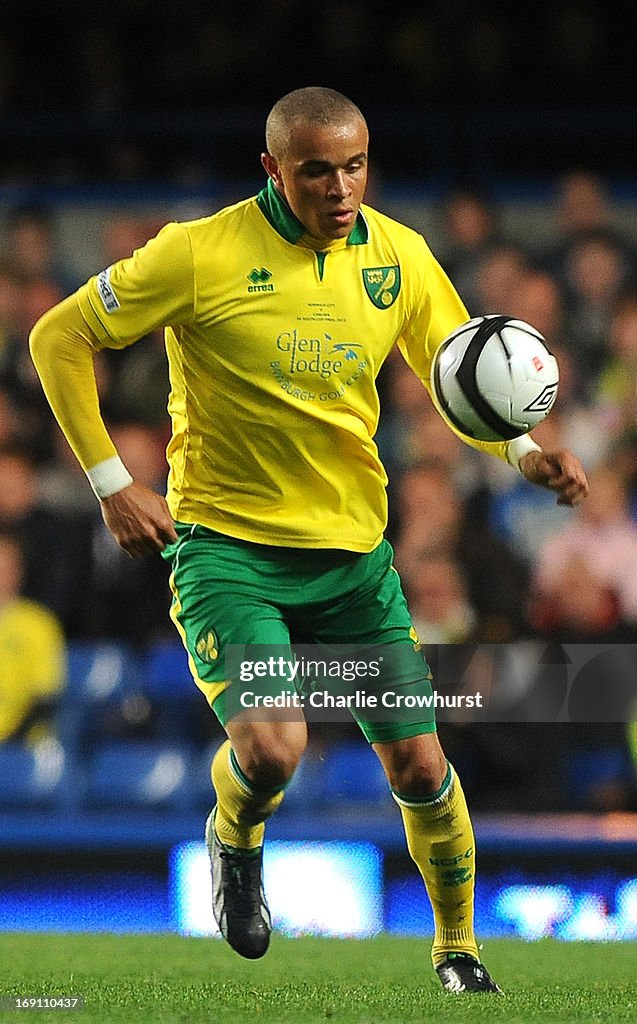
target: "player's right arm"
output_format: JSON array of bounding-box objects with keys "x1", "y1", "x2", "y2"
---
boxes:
[
  {"x1": 29, "y1": 221, "x2": 195, "y2": 556},
  {"x1": 29, "y1": 295, "x2": 177, "y2": 555}
]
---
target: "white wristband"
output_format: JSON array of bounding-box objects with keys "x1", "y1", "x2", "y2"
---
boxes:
[
  {"x1": 86, "y1": 455, "x2": 133, "y2": 500},
  {"x1": 506, "y1": 434, "x2": 542, "y2": 471}
]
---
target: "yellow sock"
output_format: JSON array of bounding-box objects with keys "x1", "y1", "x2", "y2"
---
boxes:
[
  {"x1": 211, "y1": 740, "x2": 286, "y2": 851},
  {"x1": 393, "y1": 763, "x2": 480, "y2": 967}
]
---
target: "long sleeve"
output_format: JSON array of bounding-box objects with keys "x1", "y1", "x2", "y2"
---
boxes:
[
  {"x1": 396, "y1": 238, "x2": 511, "y2": 463},
  {"x1": 30, "y1": 221, "x2": 195, "y2": 477},
  {"x1": 29, "y1": 293, "x2": 119, "y2": 472}
]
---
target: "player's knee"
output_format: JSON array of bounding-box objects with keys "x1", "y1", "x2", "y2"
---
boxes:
[
  {"x1": 241, "y1": 728, "x2": 307, "y2": 789},
  {"x1": 374, "y1": 733, "x2": 448, "y2": 797}
]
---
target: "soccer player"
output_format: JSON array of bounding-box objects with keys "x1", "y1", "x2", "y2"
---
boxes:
[
  {"x1": 30, "y1": 87, "x2": 588, "y2": 994},
  {"x1": 0, "y1": 529, "x2": 66, "y2": 744}
]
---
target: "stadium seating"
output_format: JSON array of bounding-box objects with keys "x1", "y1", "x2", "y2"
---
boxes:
[
  {"x1": 139, "y1": 640, "x2": 194, "y2": 700},
  {"x1": 84, "y1": 740, "x2": 195, "y2": 810},
  {"x1": 322, "y1": 741, "x2": 392, "y2": 805},
  {"x1": 1, "y1": 641, "x2": 404, "y2": 834},
  {"x1": 0, "y1": 740, "x2": 71, "y2": 809},
  {"x1": 190, "y1": 742, "x2": 222, "y2": 810},
  {"x1": 566, "y1": 747, "x2": 634, "y2": 810},
  {"x1": 57, "y1": 641, "x2": 142, "y2": 755},
  {"x1": 281, "y1": 744, "x2": 329, "y2": 810},
  {"x1": 65, "y1": 641, "x2": 141, "y2": 701},
  {"x1": 137, "y1": 639, "x2": 211, "y2": 743}
]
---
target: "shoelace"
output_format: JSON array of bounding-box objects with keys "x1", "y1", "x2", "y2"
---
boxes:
[{"x1": 219, "y1": 847, "x2": 262, "y2": 916}]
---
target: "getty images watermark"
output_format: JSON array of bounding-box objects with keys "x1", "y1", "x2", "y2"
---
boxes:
[
  {"x1": 0, "y1": 996, "x2": 85, "y2": 1011},
  {"x1": 237, "y1": 654, "x2": 483, "y2": 712},
  {"x1": 217, "y1": 641, "x2": 637, "y2": 724}
]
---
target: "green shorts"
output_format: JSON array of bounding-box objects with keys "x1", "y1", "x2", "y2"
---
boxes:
[{"x1": 162, "y1": 523, "x2": 436, "y2": 743}]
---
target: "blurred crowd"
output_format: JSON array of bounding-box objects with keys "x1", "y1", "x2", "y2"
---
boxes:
[
  {"x1": 0, "y1": 3, "x2": 630, "y2": 114},
  {"x1": 0, "y1": 4, "x2": 634, "y2": 187},
  {"x1": 1, "y1": 169, "x2": 637, "y2": 812}
]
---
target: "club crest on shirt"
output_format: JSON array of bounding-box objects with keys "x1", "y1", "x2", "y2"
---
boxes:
[{"x1": 362, "y1": 265, "x2": 401, "y2": 309}]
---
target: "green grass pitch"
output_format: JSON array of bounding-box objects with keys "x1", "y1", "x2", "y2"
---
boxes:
[{"x1": 1, "y1": 933, "x2": 636, "y2": 1023}]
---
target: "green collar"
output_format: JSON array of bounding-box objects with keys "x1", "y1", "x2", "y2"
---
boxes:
[{"x1": 256, "y1": 178, "x2": 368, "y2": 247}]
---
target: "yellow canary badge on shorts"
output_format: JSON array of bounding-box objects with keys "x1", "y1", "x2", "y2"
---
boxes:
[
  {"x1": 195, "y1": 629, "x2": 219, "y2": 663},
  {"x1": 409, "y1": 625, "x2": 421, "y2": 652}
]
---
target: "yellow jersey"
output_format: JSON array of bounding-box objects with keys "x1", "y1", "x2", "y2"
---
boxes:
[{"x1": 76, "y1": 180, "x2": 507, "y2": 551}]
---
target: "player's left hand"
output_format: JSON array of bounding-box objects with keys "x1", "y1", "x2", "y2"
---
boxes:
[{"x1": 518, "y1": 448, "x2": 589, "y2": 506}]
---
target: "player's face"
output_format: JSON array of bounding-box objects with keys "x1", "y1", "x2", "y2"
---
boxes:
[{"x1": 262, "y1": 118, "x2": 368, "y2": 243}]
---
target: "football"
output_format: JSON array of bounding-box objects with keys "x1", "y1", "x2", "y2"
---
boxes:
[{"x1": 430, "y1": 314, "x2": 559, "y2": 442}]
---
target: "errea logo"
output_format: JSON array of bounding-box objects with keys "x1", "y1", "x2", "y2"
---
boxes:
[{"x1": 247, "y1": 267, "x2": 275, "y2": 293}]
